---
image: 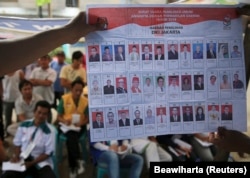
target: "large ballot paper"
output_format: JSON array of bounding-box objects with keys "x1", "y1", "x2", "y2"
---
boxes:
[{"x1": 85, "y1": 4, "x2": 247, "y2": 142}]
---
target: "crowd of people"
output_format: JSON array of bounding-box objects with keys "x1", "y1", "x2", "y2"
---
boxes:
[{"x1": 0, "y1": 5, "x2": 250, "y2": 178}]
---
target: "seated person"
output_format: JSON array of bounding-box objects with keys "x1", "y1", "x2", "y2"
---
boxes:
[
  {"x1": 1, "y1": 100, "x2": 56, "y2": 178},
  {"x1": 7, "y1": 79, "x2": 42, "y2": 136},
  {"x1": 56, "y1": 79, "x2": 88, "y2": 178},
  {"x1": 156, "y1": 134, "x2": 198, "y2": 162},
  {"x1": 130, "y1": 136, "x2": 172, "y2": 169},
  {"x1": 90, "y1": 138, "x2": 143, "y2": 178}
]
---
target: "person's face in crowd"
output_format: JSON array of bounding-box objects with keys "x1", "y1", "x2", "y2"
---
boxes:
[
  {"x1": 118, "y1": 46, "x2": 123, "y2": 54},
  {"x1": 146, "y1": 78, "x2": 151, "y2": 86},
  {"x1": 144, "y1": 46, "x2": 150, "y2": 54},
  {"x1": 71, "y1": 83, "x2": 83, "y2": 100},
  {"x1": 156, "y1": 47, "x2": 162, "y2": 55},
  {"x1": 158, "y1": 78, "x2": 164, "y2": 87},
  {"x1": 91, "y1": 47, "x2": 97, "y2": 56},
  {"x1": 72, "y1": 58, "x2": 82, "y2": 68},
  {"x1": 147, "y1": 109, "x2": 152, "y2": 117},
  {"x1": 132, "y1": 46, "x2": 137, "y2": 53},
  {"x1": 21, "y1": 84, "x2": 33, "y2": 98},
  {"x1": 185, "y1": 107, "x2": 191, "y2": 115},
  {"x1": 107, "y1": 80, "x2": 111, "y2": 86},
  {"x1": 34, "y1": 106, "x2": 49, "y2": 125},
  {"x1": 96, "y1": 114, "x2": 102, "y2": 122},
  {"x1": 57, "y1": 54, "x2": 65, "y2": 64},
  {"x1": 39, "y1": 57, "x2": 50, "y2": 69},
  {"x1": 118, "y1": 79, "x2": 125, "y2": 88},
  {"x1": 224, "y1": 107, "x2": 229, "y2": 114},
  {"x1": 93, "y1": 80, "x2": 98, "y2": 88},
  {"x1": 107, "y1": 112, "x2": 114, "y2": 123},
  {"x1": 197, "y1": 108, "x2": 203, "y2": 115},
  {"x1": 121, "y1": 112, "x2": 126, "y2": 119},
  {"x1": 135, "y1": 110, "x2": 140, "y2": 119},
  {"x1": 172, "y1": 108, "x2": 177, "y2": 115},
  {"x1": 210, "y1": 76, "x2": 216, "y2": 85},
  {"x1": 234, "y1": 74, "x2": 239, "y2": 81}
]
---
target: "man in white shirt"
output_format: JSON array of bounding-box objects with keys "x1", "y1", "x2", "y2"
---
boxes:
[
  {"x1": 180, "y1": 44, "x2": 191, "y2": 60},
  {"x1": 143, "y1": 77, "x2": 154, "y2": 93},
  {"x1": 129, "y1": 45, "x2": 140, "y2": 61},
  {"x1": 156, "y1": 76, "x2": 165, "y2": 93},
  {"x1": 157, "y1": 108, "x2": 167, "y2": 124},
  {"x1": 208, "y1": 105, "x2": 220, "y2": 121}
]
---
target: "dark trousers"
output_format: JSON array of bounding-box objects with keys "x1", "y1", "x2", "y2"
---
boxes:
[
  {"x1": 60, "y1": 126, "x2": 86, "y2": 169},
  {"x1": 52, "y1": 91, "x2": 64, "y2": 110},
  {"x1": 1, "y1": 165, "x2": 56, "y2": 178},
  {"x1": 0, "y1": 100, "x2": 4, "y2": 141},
  {"x1": 3, "y1": 101, "x2": 15, "y2": 131}
]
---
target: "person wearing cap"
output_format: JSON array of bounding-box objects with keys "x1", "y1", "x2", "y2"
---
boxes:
[
  {"x1": 131, "y1": 76, "x2": 141, "y2": 93},
  {"x1": 116, "y1": 78, "x2": 127, "y2": 94}
]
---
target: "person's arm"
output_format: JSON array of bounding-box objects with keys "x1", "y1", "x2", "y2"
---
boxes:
[
  {"x1": 209, "y1": 127, "x2": 250, "y2": 154},
  {"x1": 0, "y1": 139, "x2": 7, "y2": 162},
  {"x1": 56, "y1": 99, "x2": 71, "y2": 125},
  {"x1": 0, "y1": 12, "x2": 101, "y2": 76}
]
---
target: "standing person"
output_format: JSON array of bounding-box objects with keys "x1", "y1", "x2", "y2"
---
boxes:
[
  {"x1": 103, "y1": 79, "x2": 115, "y2": 95},
  {"x1": 7, "y1": 79, "x2": 42, "y2": 137},
  {"x1": 60, "y1": 51, "x2": 87, "y2": 92},
  {"x1": 50, "y1": 51, "x2": 67, "y2": 109},
  {"x1": 2, "y1": 69, "x2": 24, "y2": 135},
  {"x1": 1, "y1": 100, "x2": 56, "y2": 178},
  {"x1": 29, "y1": 55, "x2": 57, "y2": 123},
  {"x1": 56, "y1": 79, "x2": 88, "y2": 178}
]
